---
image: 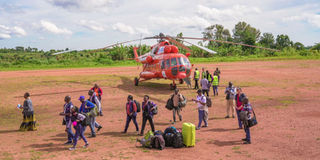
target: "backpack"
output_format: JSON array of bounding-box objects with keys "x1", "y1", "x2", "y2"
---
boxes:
[
  {"x1": 134, "y1": 100, "x2": 141, "y2": 113},
  {"x1": 165, "y1": 98, "x2": 174, "y2": 111},
  {"x1": 172, "y1": 132, "x2": 184, "y2": 148},
  {"x1": 151, "y1": 135, "x2": 165, "y2": 150},
  {"x1": 164, "y1": 126, "x2": 177, "y2": 134},
  {"x1": 149, "y1": 102, "x2": 158, "y2": 115},
  {"x1": 206, "y1": 96, "x2": 212, "y2": 107},
  {"x1": 81, "y1": 113, "x2": 91, "y2": 126},
  {"x1": 139, "y1": 131, "x2": 154, "y2": 148},
  {"x1": 164, "y1": 133, "x2": 175, "y2": 147},
  {"x1": 154, "y1": 130, "x2": 163, "y2": 136}
]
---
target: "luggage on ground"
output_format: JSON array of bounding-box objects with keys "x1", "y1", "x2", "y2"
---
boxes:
[
  {"x1": 154, "y1": 130, "x2": 163, "y2": 136},
  {"x1": 151, "y1": 135, "x2": 165, "y2": 150},
  {"x1": 172, "y1": 132, "x2": 184, "y2": 148},
  {"x1": 182, "y1": 123, "x2": 196, "y2": 147},
  {"x1": 163, "y1": 133, "x2": 175, "y2": 147},
  {"x1": 138, "y1": 130, "x2": 154, "y2": 148}
]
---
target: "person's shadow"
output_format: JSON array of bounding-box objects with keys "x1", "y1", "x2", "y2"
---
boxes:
[
  {"x1": 0, "y1": 129, "x2": 20, "y2": 134},
  {"x1": 207, "y1": 140, "x2": 243, "y2": 146}
]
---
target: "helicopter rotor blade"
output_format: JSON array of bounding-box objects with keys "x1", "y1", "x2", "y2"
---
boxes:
[
  {"x1": 179, "y1": 37, "x2": 280, "y2": 52},
  {"x1": 164, "y1": 36, "x2": 192, "y2": 52},
  {"x1": 174, "y1": 38, "x2": 217, "y2": 54},
  {"x1": 52, "y1": 50, "x2": 78, "y2": 55}
]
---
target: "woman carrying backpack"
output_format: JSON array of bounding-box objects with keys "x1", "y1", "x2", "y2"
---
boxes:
[
  {"x1": 241, "y1": 97, "x2": 253, "y2": 144},
  {"x1": 69, "y1": 107, "x2": 89, "y2": 150},
  {"x1": 122, "y1": 95, "x2": 139, "y2": 135},
  {"x1": 140, "y1": 95, "x2": 156, "y2": 136}
]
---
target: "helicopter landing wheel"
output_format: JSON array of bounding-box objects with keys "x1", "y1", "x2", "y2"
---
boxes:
[
  {"x1": 179, "y1": 79, "x2": 184, "y2": 84},
  {"x1": 170, "y1": 83, "x2": 177, "y2": 90},
  {"x1": 134, "y1": 77, "x2": 139, "y2": 86}
]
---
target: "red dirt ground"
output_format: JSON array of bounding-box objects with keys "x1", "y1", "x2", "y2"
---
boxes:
[{"x1": 0, "y1": 60, "x2": 319, "y2": 160}]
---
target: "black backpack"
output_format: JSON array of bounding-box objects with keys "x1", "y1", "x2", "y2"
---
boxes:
[
  {"x1": 134, "y1": 100, "x2": 141, "y2": 112},
  {"x1": 206, "y1": 96, "x2": 212, "y2": 107},
  {"x1": 172, "y1": 132, "x2": 184, "y2": 148},
  {"x1": 163, "y1": 133, "x2": 175, "y2": 147},
  {"x1": 81, "y1": 113, "x2": 91, "y2": 126}
]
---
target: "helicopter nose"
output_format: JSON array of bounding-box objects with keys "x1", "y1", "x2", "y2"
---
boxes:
[{"x1": 177, "y1": 72, "x2": 186, "y2": 79}]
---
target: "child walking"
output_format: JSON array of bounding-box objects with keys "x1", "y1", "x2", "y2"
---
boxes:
[{"x1": 69, "y1": 107, "x2": 89, "y2": 150}]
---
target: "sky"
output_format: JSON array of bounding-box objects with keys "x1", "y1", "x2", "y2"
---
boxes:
[{"x1": 0, "y1": 0, "x2": 319, "y2": 51}]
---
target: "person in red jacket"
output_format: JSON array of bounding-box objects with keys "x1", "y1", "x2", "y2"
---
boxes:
[
  {"x1": 122, "y1": 95, "x2": 139, "y2": 135},
  {"x1": 91, "y1": 84, "x2": 103, "y2": 101}
]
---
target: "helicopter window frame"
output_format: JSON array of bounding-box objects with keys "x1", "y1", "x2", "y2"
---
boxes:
[
  {"x1": 165, "y1": 59, "x2": 170, "y2": 69},
  {"x1": 171, "y1": 57, "x2": 177, "y2": 67},
  {"x1": 161, "y1": 60, "x2": 165, "y2": 69}
]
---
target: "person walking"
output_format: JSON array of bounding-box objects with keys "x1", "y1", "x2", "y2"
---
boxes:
[
  {"x1": 214, "y1": 67, "x2": 221, "y2": 82},
  {"x1": 140, "y1": 95, "x2": 156, "y2": 135},
  {"x1": 122, "y1": 95, "x2": 139, "y2": 134},
  {"x1": 79, "y1": 96, "x2": 99, "y2": 138},
  {"x1": 69, "y1": 107, "x2": 89, "y2": 150},
  {"x1": 19, "y1": 92, "x2": 37, "y2": 131},
  {"x1": 206, "y1": 70, "x2": 213, "y2": 92},
  {"x1": 192, "y1": 89, "x2": 208, "y2": 130},
  {"x1": 171, "y1": 89, "x2": 184, "y2": 124},
  {"x1": 91, "y1": 84, "x2": 103, "y2": 101},
  {"x1": 235, "y1": 87, "x2": 246, "y2": 129},
  {"x1": 59, "y1": 96, "x2": 74, "y2": 144},
  {"x1": 193, "y1": 68, "x2": 200, "y2": 89},
  {"x1": 201, "y1": 76, "x2": 209, "y2": 96},
  {"x1": 225, "y1": 82, "x2": 236, "y2": 118},
  {"x1": 241, "y1": 97, "x2": 253, "y2": 144},
  {"x1": 89, "y1": 89, "x2": 103, "y2": 116},
  {"x1": 212, "y1": 74, "x2": 219, "y2": 96}
]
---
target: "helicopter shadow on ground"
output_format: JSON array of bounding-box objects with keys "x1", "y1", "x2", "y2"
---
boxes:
[{"x1": 115, "y1": 76, "x2": 173, "y2": 103}]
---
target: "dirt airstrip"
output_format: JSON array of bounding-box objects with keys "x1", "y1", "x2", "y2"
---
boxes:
[{"x1": 0, "y1": 60, "x2": 319, "y2": 160}]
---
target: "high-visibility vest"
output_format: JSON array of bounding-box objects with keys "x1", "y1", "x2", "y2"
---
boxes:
[
  {"x1": 195, "y1": 70, "x2": 200, "y2": 79},
  {"x1": 201, "y1": 72, "x2": 206, "y2": 79},
  {"x1": 213, "y1": 75, "x2": 219, "y2": 86}
]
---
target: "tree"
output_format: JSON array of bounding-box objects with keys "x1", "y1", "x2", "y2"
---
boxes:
[
  {"x1": 233, "y1": 21, "x2": 260, "y2": 45},
  {"x1": 202, "y1": 24, "x2": 231, "y2": 46},
  {"x1": 276, "y1": 34, "x2": 292, "y2": 49},
  {"x1": 15, "y1": 46, "x2": 24, "y2": 52},
  {"x1": 259, "y1": 33, "x2": 275, "y2": 48},
  {"x1": 293, "y1": 42, "x2": 304, "y2": 50},
  {"x1": 311, "y1": 43, "x2": 320, "y2": 50}
]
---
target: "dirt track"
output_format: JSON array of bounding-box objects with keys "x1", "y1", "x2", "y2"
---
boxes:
[{"x1": 0, "y1": 60, "x2": 320, "y2": 160}]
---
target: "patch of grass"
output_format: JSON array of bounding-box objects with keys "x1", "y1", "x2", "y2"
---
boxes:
[
  {"x1": 2, "y1": 152, "x2": 14, "y2": 160},
  {"x1": 232, "y1": 146, "x2": 241, "y2": 150},
  {"x1": 141, "y1": 148, "x2": 150, "y2": 153},
  {"x1": 234, "y1": 151, "x2": 242, "y2": 154},
  {"x1": 274, "y1": 105, "x2": 288, "y2": 109}
]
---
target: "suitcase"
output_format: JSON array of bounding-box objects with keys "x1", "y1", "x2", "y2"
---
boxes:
[{"x1": 182, "y1": 122, "x2": 195, "y2": 147}]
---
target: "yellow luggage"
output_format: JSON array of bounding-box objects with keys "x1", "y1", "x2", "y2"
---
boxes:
[{"x1": 182, "y1": 122, "x2": 195, "y2": 147}]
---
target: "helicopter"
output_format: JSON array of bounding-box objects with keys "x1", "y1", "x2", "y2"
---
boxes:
[{"x1": 54, "y1": 33, "x2": 279, "y2": 90}]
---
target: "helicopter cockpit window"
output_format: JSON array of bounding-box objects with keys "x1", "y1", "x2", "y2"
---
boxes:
[
  {"x1": 161, "y1": 60, "x2": 165, "y2": 69},
  {"x1": 171, "y1": 58, "x2": 177, "y2": 67},
  {"x1": 152, "y1": 46, "x2": 159, "y2": 54},
  {"x1": 158, "y1": 47, "x2": 165, "y2": 54},
  {"x1": 165, "y1": 59, "x2": 170, "y2": 69},
  {"x1": 178, "y1": 57, "x2": 184, "y2": 65},
  {"x1": 183, "y1": 57, "x2": 191, "y2": 66}
]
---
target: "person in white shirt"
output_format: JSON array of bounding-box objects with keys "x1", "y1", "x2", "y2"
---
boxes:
[{"x1": 192, "y1": 89, "x2": 208, "y2": 130}]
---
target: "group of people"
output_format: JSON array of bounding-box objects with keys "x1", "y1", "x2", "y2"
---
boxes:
[
  {"x1": 193, "y1": 67, "x2": 220, "y2": 97},
  {"x1": 58, "y1": 84, "x2": 104, "y2": 150}
]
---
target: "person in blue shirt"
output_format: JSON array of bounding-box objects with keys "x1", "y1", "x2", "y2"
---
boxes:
[
  {"x1": 79, "y1": 96, "x2": 97, "y2": 137},
  {"x1": 140, "y1": 95, "x2": 156, "y2": 136}
]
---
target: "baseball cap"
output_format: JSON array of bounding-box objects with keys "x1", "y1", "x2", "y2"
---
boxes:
[{"x1": 78, "y1": 96, "x2": 85, "y2": 100}]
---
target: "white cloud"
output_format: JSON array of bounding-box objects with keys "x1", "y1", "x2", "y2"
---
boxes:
[
  {"x1": 48, "y1": 0, "x2": 113, "y2": 11},
  {"x1": 0, "y1": 24, "x2": 27, "y2": 39},
  {"x1": 112, "y1": 22, "x2": 151, "y2": 35},
  {"x1": 79, "y1": 20, "x2": 106, "y2": 31},
  {"x1": 149, "y1": 16, "x2": 210, "y2": 30},
  {"x1": 284, "y1": 13, "x2": 320, "y2": 28},
  {"x1": 40, "y1": 20, "x2": 72, "y2": 35}
]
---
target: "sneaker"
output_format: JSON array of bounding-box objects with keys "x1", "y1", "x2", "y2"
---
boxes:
[
  {"x1": 242, "y1": 138, "x2": 247, "y2": 141},
  {"x1": 64, "y1": 141, "x2": 73, "y2": 145},
  {"x1": 121, "y1": 131, "x2": 126, "y2": 134},
  {"x1": 69, "y1": 147, "x2": 76, "y2": 151},
  {"x1": 202, "y1": 125, "x2": 208, "y2": 128},
  {"x1": 83, "y1": 143, "x2": 89, "y2": 148},
  {"x1": 172, "y1": 121, "x2": 175, "y2": 124},
  {"x1": 136, "y1": 131, "x2": 139, "y2": 135},
  {"x1": 97, "y1": 126, "x2": 102, "y2": 132},
  {"x1": 89, "y1": 134, "x2": 96, "y2": 138},
  {"x1": 99, "y1": 112, "x2": 104, "y2": 116},
  {"x1": 232, "y1": 115, "x2": 235, "y2": 118},
  {"x1": 196, "y1": 127, "x2": 200, "y2": 130},
  {"x1": 179, "y1": 116, "x2": 182, "y2": 121},
  {"x1": 225, "y1": 115, "x2": 230, "y2": 118},
  {"x1": 243, "y1": 141, "x2": 251, "y2": 144}
]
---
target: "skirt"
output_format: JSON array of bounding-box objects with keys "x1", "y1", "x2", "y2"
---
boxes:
[{"x1": 19, "y1": 112, "x2": 37, "y2": 131}]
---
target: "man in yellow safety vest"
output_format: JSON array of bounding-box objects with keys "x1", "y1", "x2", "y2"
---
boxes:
[
  {"x1": 212, "y1": 74, "x2": 219, "y2": 96},
  {"x1": 194, "y1": 68, "x2": 200, "y2": 89}
]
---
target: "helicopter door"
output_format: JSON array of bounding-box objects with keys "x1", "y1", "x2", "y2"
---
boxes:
[
  {"x1": 165, "y1": 59, "x2": 170, "y2": 69},
  {"x1": 161, "y1": 60, "x2": 165, "y2": 70}
]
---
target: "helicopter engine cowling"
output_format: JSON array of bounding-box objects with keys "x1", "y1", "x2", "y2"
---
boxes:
[
  {"x1": 146, "y1": 56, "x2": 153, "y2": 63},
  {"x1": 164, "y1": 46, "x2": 171, "y2": 53},
  {"x1": 171, "y1": 45, "x2": 179, "y2": 53}
]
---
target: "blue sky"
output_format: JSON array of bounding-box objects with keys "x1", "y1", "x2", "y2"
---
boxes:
[{"x1": 0, "y1": 0, "x2": 319, "y2": 50}]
